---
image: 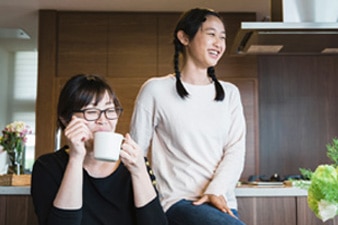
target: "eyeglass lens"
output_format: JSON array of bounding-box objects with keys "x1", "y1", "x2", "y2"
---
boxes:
[{"x1": 84, "y1": 108, "x2": 122, "y2": 121}]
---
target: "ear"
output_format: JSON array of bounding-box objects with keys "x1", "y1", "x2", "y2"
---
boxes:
[{"x1": 176, "y1": 30, "x2": 189, "y2": 46}]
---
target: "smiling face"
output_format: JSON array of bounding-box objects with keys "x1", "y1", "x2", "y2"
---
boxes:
[
  {"x1": 57, "y1": 74, "x2": 122, "y2": 130},
  {"x1": 74, "y1": 91, "x2": 119, "y2": 133},
  {"x1": 181, "y1": 15, "x2": 226, "y2": 69}
]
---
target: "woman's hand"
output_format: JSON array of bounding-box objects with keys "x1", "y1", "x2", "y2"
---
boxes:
[
  {"x1": 119, "y1": 133, "x2": 145, "y2": 174},
  {"x1": 193, "y1": 194, "x2": 237, "y2": 218},
  {"x1": 120, "y1": 133, "x2": 156, "y2": 207},
  {"x1": 64, "y1": 116, "x2": 92, "y2": 160}
]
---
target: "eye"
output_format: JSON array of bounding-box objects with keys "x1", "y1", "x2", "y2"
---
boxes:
[
  {"x1": 106, "y1": 108, "x2": 117, "y2": 114},
  {"x1": 86, "y1": 109, "x2": 99, "y2": 115}
]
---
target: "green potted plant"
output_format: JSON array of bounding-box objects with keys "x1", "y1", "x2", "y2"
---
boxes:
[{"x1": 299, "y1": 138, "x2": 338, "y2": 222}]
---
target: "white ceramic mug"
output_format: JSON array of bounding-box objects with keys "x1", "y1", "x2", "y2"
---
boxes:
[{"x1": 94, "y1": 131, "x2": 124, "y2": 161}]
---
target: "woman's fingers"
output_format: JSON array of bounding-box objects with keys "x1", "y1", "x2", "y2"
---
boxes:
[
  {"x1": 120, "y1": 133, "x2": 144, "y2": 172},
  {"x1": 193, "y1": 194, "x2": 238, "y2": 218},
  {"x1": 65, "y1": 116, "x2": 90, "y2": 143}
]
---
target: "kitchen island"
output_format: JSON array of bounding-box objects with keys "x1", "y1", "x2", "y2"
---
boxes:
[
  {"x1": 1, "y1": 185, "x2": 337, "y2": 225},
  {"x1": 0, "y1": 184, "x2": 308, "y2": 196},
  {"x1": 235, "y1": 184, "x2": 337, "y2": 225}
]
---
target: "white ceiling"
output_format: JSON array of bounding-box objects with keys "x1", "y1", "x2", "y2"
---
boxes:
[{"x1": 0, "y1": 0, "x2": 270, "y2": 52}]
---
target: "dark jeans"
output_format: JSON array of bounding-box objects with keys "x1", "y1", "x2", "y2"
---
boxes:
[{"x1": 166, "y1": 199, "x2": 246, "y2": 225}]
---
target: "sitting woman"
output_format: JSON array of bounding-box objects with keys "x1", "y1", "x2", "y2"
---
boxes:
[{"x1": 31, "y1": 74, "x2": 168, "y2": 225}]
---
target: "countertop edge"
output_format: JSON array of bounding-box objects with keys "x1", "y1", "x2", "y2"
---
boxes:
[
  {"x1": 0, "y1": 186, "x2": 308, "y2": 197},
  {"x1": 235, "y1": 186, "x2": 308, "y2": 197},
  {"x1": 0, "y1": 186, "x2": 31, "y2": 195}
]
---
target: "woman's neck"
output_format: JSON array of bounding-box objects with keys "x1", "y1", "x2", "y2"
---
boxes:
[
  {"x1": 180, "y1": 65, "x2": 211, "y2": 85},
  {"x1": 83, "y1": 154, "x2": 120, "y2": 178}
]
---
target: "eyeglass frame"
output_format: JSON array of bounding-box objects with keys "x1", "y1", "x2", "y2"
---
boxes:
[{"x1": 73, "y1": 107, "x2": 123, "y2": 121}]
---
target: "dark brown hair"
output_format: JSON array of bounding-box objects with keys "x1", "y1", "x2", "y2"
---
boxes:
[{"x1": 173, "y1": 8, "x2": 225, "y2": 101}]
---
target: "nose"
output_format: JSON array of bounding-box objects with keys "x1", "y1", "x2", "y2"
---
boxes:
[
  {"x1": 213, "y1": 36, "x2": 221, "y2": 45},
  {"x1": 214, "y1": 36, "x2": 226, "y2": 51},
  {"x1": 96, "y1": 111, "x2": 108, "y2": 123}
]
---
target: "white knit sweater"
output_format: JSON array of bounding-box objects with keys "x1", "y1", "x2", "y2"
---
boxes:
[{"x1": 130, "y1": 74, "x2": 246, "y2": 212}]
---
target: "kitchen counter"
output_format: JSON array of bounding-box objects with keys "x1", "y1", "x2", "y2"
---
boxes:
[
  {"x1": 0, "y1": 185, "x2": 308, "y2": 196},
  {"x1": 3, "y1": 185, "x2": 323, "y2": 225},
  {"x1": 235, "y1": 184, "x2": 307, "y2": 197},
  {"x1": 0, "y1": 186, "x2": 31, "y2": 195}
]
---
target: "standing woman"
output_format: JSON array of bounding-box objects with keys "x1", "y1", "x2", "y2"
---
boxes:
[
  {"x1": 130, "y1": 8, "x2": 246, "y2": 225},
  {"x1": 31, "y1": 74, "x2": 167, "y2": 225}
]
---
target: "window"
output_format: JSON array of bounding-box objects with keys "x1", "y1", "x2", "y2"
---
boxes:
[{"x1": 10, "y1": 51, "x2": 37, "y2": 171}]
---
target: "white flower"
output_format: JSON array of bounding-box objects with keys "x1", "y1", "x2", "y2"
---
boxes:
[{"x1": 318, "y1": 199, "x2": 338, "y2": 222}]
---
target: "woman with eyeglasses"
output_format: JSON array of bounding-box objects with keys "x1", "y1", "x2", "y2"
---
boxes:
[
  {"x1": 31, "y1": 74, "x2": 168, "y2": 225},
  {"x1": 130, "y1": 8, "x2": 246, "y2": 225}
]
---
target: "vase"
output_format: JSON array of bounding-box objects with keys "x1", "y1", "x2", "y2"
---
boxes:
[
  {"x1": 0, "y1": 149, "x2": 8, "y2": 174},
  {"x1": 7, "y1": 145, "x2": 25, "y2": 175}
]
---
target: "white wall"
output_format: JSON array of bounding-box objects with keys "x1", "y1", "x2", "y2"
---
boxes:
[{"x1": 0, "y1": 47, "x2": 9, "y2": 129}]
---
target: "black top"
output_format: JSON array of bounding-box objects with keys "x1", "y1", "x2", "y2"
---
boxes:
[{"x1": 31, "y1": 146, "x2": 167, "y2": 225}]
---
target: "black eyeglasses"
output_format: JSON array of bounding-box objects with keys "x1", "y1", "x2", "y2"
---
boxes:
[{"x1": 73, "y1": 107, "x2": 123, "y2": 121}]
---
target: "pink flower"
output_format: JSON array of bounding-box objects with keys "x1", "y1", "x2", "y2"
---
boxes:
[{"x1": 0, "y1": 121, "x2": 32, "y2": 151}]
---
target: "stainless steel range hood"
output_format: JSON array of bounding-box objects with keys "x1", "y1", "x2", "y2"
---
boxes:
[{"x1": 230, "y1": 0, "x2": 338, "y2": 55}]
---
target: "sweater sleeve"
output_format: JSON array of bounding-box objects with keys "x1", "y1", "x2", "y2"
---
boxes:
[
  {"x1": 31, "y1": 150, "x2": 83, "y2": 225},
  {"x1": 204, "y1": 85, "x2": 246, "y2": 197},
  {"x1": 129, "y1": 78, "x2": 158, "y2": 155},
  {"x1": 135, "y1": 197, "x2": 168, "y2": 225},
  {"x1": 47, "y1": 208, "x2": 82, "y2": 225}
]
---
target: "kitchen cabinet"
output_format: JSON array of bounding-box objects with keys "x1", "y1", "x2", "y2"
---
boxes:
[
  {"x1": 57, "y1": 12, "x2": 171, "y2": 78},
  {"x1": 57, "y1": 12, "x2": 110, "y2": 77},
  {"x1": 296, "y1": 197, "x2": 338, "y2": 225},
  {"x1": 2, "y1": 186, "x2": 338, "y2": 225},
  {"x1": 157, "y1": 14, "x2": 178, "y2": 75},
  {"x1": 108, "y1": 13, "x2": 158, "y2": 77},
  {"x1": 258, "y1": 55, "x2": 338, "y2": 176},
  {"x1": 0, "y1": 194, "x2": 38, "y2": 225},
  {"x1": 238, "y1": 197, "x2": 297, "y2": 224},
  {"x1": 236, "y1": 187, "x2": 338, "y2": 225}
]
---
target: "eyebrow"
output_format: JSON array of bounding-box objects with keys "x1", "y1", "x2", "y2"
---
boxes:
[
  {"x1": 88, "y1": 99, "x2": 113, "y2": 107},
  {"x1": 203, "y1": 27, "x2": 226, "y2": 34}
]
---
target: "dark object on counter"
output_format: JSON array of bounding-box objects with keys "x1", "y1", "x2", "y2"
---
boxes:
[
  {"x1": 248, "y1": 173, "x2": 303, "y2": 182},
  {"x1": 270, "y1": 173, "x2": 281, "y2": 181},
  {"x1": 284, "y1": 174, "x2": 304, "y2": 180}
]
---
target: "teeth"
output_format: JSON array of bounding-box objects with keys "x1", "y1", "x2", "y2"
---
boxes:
[{"x1": 209, "y1": 50, "x2": 218, "y2": 56}]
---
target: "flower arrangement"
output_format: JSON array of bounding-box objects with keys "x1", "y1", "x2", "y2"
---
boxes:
[
  {"x1": 299, "y1": 138, "x2": 338, "y2": 222},
  {"x1": 0, "y1": 121, "x2": 31, "y2": 174}
]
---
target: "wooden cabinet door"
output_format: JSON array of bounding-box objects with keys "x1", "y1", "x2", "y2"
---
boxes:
[
  {"x1": 57, "y1": 12, "x2": 109, "y2": 77},
  {"x1": 237, "y1": 197, "x2": 256, "y2": 224},
  {"x1": 108, "y1": 13, "x2": 157, "y2": 78},
  {"x1": 297, "y1": 197, "x2": 338, "y2": 225},
  {"x1": 238, "y1": 197, "x2": 297, "y2": 225},
  {"x1": 157, "y1": 13, "x2": 179, "y2": 75},
  {"x1": 0, "y1": 195, "x2": 38, "y2": 225},
  {"x1": 106, "y1": 13, "x2": 159, "y2": 133}
]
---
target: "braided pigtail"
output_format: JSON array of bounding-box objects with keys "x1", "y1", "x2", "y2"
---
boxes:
[
  {"x1": 208, "y1": 67, "x2": 225, "y2": 101},
  {"x1": 174, "y1": 40, "x2": 189, "y2": 99},
  {"x1": 173, "y1": 8, "x2": 224, "y2": 99}
]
